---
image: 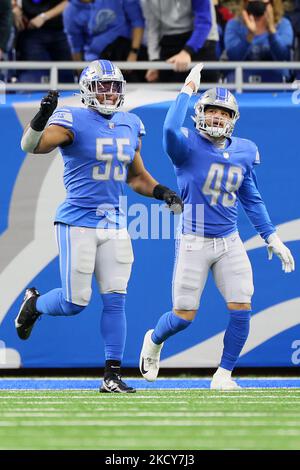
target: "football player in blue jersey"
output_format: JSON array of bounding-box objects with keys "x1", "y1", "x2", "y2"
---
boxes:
[
  {"x1": 15, "y1": 59, "x2": 182, "y2": 393},
  {"x1": 139, "y1": 63, "x2": 295, "y2": 390}
]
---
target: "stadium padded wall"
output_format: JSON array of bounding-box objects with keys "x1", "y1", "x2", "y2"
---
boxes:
[{"x1": 0, "y1": 91, "x2": 299, "y2": 369}]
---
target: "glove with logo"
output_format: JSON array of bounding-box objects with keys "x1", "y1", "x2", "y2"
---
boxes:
[
  {"x1": 31, "y1": 90, "x2": 59, "y2": 131},
  {"x1": 153, "y1": 184, "x2": 183, "y2": 214}
]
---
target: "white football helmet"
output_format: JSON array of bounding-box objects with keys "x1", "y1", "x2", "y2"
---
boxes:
[
  {"x1": 79, "y1": 60, "x2": 126, "y2": 115},
  {"x1": 193, "y1": 87, "x2": 240, "y2": 138}
]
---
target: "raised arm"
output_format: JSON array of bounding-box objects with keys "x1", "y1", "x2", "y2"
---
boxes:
[
  {"x1": 21, "y1": 91, "x2": 73, "y2": 154},
  {"x1": 163, "y1": 63, "x2": 203, "y2": 166},
  {"x1": 127, "y1": 140, "x2": 183, "y2": 213}
]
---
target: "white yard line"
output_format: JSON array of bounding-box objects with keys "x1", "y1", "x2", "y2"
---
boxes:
[
  {"x1": 2, "y1": 411, "x2": 300, "y2": 418},
  {"x1": 0, "y1": 420, "x2": 299, "y2": 428}
]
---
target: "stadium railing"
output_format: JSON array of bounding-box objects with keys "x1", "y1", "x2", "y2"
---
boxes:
[{"x1": 1, "y1": 61, "x2": 300, "y2": 92}]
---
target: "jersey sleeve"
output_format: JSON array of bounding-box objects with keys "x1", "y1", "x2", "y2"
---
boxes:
[
  {"x1": 237, "y1": 169, "x2": 276, "y2": 241},
  {"x1": 47, "y1": 107, "x2": 75, "y2": 132},
  {"x1": 254, "y1": 147, "x2": 260, "y2": 166},
  {"x1": 137, "y1": 117, "x2": 146, "y2": 138},
  {"x1": 129, "y1": 113, "x2": 146, "y2": 150},
  {"x1": 163, "y1": 91, "x2": 192, "y2": 167}
]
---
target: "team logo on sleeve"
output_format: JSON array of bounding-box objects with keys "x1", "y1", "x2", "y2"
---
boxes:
[{"x1": 49, "y1": 110, "x2": 73, "y2": 126}]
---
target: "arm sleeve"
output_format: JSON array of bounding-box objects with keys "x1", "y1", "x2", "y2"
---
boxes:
[
  {"x1": 141, "y1": 1, "x2": 160, "y2": 60},
  {"x1": 237, "y1": 169, "x2": 276, "y2": 241},
  {"x1": 224, "y1": 18, "x2": 251, "y2": 60},
  {"x1": 185, "y1": 0, "x2": 212, "y2": 54},
  {"x1": 268, "y1": 18, "x2": 294, "y2": 60},
  {"x1": 163, "y1": 91, "x2": 191, "y2": 166},
  {"x1": 124, "y1": 0, "x2": 145, "y2": 29}
]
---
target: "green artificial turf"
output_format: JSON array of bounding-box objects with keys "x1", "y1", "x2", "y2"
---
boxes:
[{"x1": 0, "y1": 389, "x2": 299, "y2": 450}]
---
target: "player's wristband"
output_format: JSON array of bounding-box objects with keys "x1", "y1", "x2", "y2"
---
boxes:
[
  {"x1": 153, "y1": 184, "x2": 171, "y2": 201},
  {"x1": 30, "y1": 110, "x2": 51, "y2": 132},
  {"x1": 180, "y1": 85, "x2": 194, "y2": 96},
  {"x1": 21, "y1": 126, "x2": 43, "y2": 153}
]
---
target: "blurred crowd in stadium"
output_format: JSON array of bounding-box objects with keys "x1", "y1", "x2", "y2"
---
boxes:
[{"x1": 0, "y1": 0, "x2": 299, "y2": 84}]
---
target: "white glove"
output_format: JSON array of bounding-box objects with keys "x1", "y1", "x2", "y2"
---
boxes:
[
  {"x1": 181, "y1": 63, "x2": 204, "y2": 94},
  {"x1": 267, "y1": 233, "x2": 295, "y2": 273}
]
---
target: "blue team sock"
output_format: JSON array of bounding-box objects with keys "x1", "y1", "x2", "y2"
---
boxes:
[
  {"x1": 151, "y1": 310, "x2": 192, "y2": 345},
  {"x1": 101, "y1": 293, "x2": 126, "y2": 362},
  {"x1": 220, "y1": 310, "x2": 251, "y2": 371},
  {"x1": 36, "y1": 288, "x2": 84, "y2": 316}
]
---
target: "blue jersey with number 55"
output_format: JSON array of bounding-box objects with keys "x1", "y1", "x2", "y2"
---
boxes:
[
  {"x1": 164, "y1": 92, "x2": 275, "y2": 240},
  {"x1": 48, "y1": 106, "x2": 145, "y2": 227}
]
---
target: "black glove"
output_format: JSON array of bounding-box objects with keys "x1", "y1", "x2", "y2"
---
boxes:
[
  {"x1": 153, "y1": 184, "x2": 183, "y2": 214},
  {"x1": 31, "y1": 90, "x2": 59, "y2": 131}
]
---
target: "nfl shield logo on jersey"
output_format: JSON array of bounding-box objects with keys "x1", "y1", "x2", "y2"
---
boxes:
[
  {"x1": 109, "y1": 122, "x2": 115, "y2": 129},
  {"x1": 223, "y1": 152, "x2": 229, "y2": 159}
]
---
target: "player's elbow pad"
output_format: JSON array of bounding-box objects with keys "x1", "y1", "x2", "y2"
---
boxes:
[{"x1": 21, "y1": 126, "x2": 44, "y2": 153}]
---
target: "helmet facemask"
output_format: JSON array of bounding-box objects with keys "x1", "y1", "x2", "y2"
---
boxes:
[
  {"x1": 79, "y1": 60, "x2": 126, "y2": 115},
  {"x1": 80, "y1": 78, "x2": 125, "y2": 115},
  {"x1": 193, "y1": 104, "x2": 238, "y2": 138},
  {"x1": 192, "y1": 88, "x2": 240, "y2": 139},
  {"x1": 193, "y1": 104, "x2": 236, "y2": 138}
]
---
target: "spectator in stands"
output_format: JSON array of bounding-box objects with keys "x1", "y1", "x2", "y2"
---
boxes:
[
  {"x1": 224, "y1": 0, "x2": 294, "y2": 83},
  {"x1": 85, "y1": 0, "x2": 144, "y2": 66},
  {"x1": 214, "y1": 0, "x2": 234, "y2": 58},
  {"x1": 141, "y1": 0, "x2": 219, "y2": 83},
  {"x1": 63, "y1": 0, "x2": 93, "y2": 62},
  {"x1": 219, "y1": 0, "x2": 241, "y2": 17},
  {"x1": 0, "y1": 0, "x2": 12, "y2": 62},
  {"x1": 285, "y1": 0, "x2": 300, "y2": 60},
  {"x1": 12, "y1": 0, "x2": 73, "y2": 83},
  {"x1": 215, "y1": 0, "x2": 234, "y2": 29}
]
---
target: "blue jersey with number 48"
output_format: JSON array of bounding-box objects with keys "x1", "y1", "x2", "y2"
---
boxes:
[
  {"x1": 48, "y1": 106, "x2": 145, "y2": 227},
  {"x1": 164, "y1": 92, "x2": 275, "y2": 240}
]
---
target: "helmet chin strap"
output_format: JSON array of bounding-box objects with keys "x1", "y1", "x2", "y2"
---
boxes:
[{"x1": 200, "y1": 130, "x2": 227, "y2": 149}]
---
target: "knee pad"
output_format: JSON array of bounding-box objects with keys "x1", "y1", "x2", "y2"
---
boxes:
[
  {"x1": 61, "y1": 299, "x2": 85, "y2": 316},
  {"x1": 174, "y1": 295, "x2": 198, "y2": 311},
  {"x1": 72, "y1": 287, "x2": 92, "y2": 306},
  {"x1": 102, "y1": 277, "x2": 129, "y2": 294}
]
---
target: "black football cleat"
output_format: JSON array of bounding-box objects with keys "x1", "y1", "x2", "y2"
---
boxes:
[
  {"x1": 99, "y1": 373, "x2": 136, "y2": 393},
  {"x1": 15, "y1": 288, "x2": 41, "y2": 340}
]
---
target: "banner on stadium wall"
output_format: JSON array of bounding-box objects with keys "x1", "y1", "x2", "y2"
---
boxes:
[{"x1": 0, "y1": 90, "x2": 299, "y2": 368}]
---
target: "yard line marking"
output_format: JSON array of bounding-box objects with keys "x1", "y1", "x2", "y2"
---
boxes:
[
  {"x1": 1, "y1": 392, "x2": 299, "y2": 397},
  {"x1": 2, "y1": 411, "x2": 300, "y2": 418},
  {"x1": 0, "y1": 420, "x2": 299, "y2": 428}
]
